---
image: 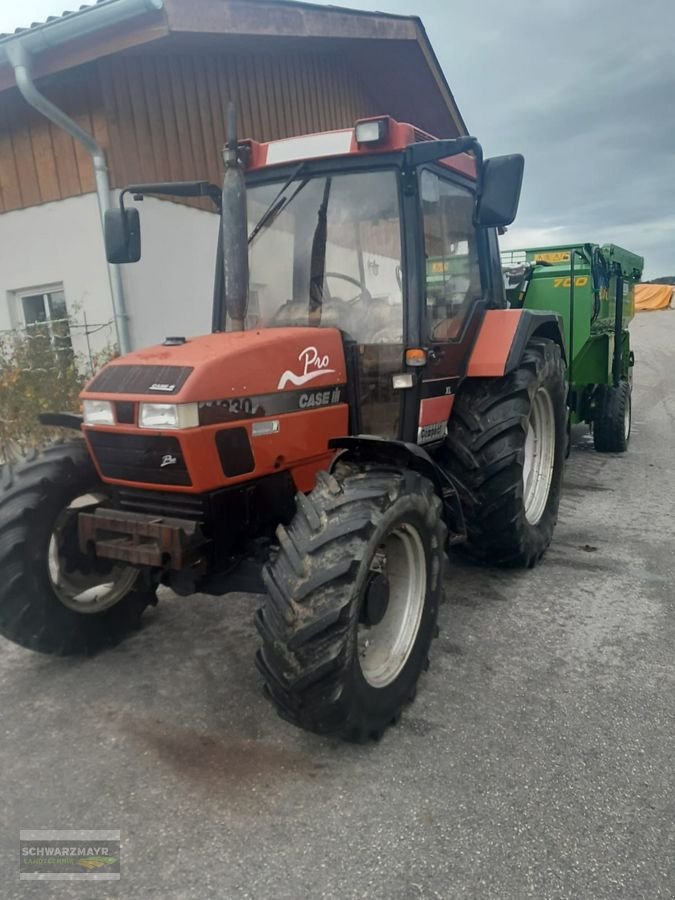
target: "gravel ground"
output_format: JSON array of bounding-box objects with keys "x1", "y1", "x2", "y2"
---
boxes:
[{"x1": 1, "y1": 310, "x2": 674, "y2": 899}]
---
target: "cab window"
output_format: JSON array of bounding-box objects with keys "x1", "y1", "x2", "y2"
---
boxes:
[{"x1": 420, "y1": 171, "x2": 481, "y2": 341}]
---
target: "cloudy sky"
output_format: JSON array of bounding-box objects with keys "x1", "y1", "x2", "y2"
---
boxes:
[{"x1": 1, "y1": 0, "x2": 673, "y2": 276}]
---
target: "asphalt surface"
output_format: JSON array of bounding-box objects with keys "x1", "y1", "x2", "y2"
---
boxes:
[{"x1": 2, "y1": 310, "x2": 674, "y2": 899}]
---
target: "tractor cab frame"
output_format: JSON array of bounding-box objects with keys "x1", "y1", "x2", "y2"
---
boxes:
[{"x1": 107, "y1": 115, "x2": 531, "y2": 452}]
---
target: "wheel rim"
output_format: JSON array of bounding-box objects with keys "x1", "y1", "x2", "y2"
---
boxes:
[
  {"x1": 522, "y1": 387, "x2": 556, "y2": 526},
  {"x1": 48, "y1": 493, "x2": 138, "y2": 614},
  {"x1": 624, "y1": 392, "x2": 632, "y2": 441},
  {"x1": 358, "y1": 522, "x2": 426, "y2": 688}
]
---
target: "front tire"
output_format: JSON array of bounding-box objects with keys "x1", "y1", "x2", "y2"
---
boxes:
[
  {"x1": 443, "y1": 337, "x2": 566, "y2": 567},
  {"x1": 593, "y1": 381, "x2": 631, "y2": 452},
  {"x1": 256, "y1": 465, "x2": 445, "y2": 741},
  {"x1": 0, "y1": 442, "x2": 156, "y2": 655}
]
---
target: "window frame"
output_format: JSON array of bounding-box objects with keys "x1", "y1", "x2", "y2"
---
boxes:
[
  {"x1": 12, "y1": 283, "x2": 73, "y2": 356},
  {"x1": 416, "y1": 164, "x2": 486, "y2": 346},
  {"x1": 244, "y1": 155, "x2": 410, "y2": 345}
]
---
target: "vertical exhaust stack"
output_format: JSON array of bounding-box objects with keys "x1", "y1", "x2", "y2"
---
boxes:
[{"x1": 221, "y1": 103, "x2": 249, "y2": 331}]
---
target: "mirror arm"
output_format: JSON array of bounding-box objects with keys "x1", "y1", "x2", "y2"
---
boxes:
[
  {"x1": 119, "y1": 182, "x2": 222, "y2": 211},
  {"x1": 405, "y1": 136, "x2": 484, "y2": 174}
]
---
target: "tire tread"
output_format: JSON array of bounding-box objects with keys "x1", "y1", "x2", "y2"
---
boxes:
[{"x1": 257, "y1": 465, "x2": 444, "y2": 740}]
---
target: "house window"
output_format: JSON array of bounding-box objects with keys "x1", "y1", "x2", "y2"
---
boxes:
[{"x1": 15, "y1": 286, "x2": 73, "y2": 359}]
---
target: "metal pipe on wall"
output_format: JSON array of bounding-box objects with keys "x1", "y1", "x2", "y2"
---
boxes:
[{"x1": 6, "y1": 39, "x2": 132, "y2": 354}]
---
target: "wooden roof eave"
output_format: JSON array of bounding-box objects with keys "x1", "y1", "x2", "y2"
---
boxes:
[
  {"x1": 0, "y1": 11, "x2": 170, "y2": 93},
  {"x1": 0, "y1": 0, "x2": 465, "y2": 137}
]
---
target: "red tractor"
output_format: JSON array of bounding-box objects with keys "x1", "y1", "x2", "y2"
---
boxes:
[{"x1": 0, "y1": 113, "x2": 566, "y2": 741}]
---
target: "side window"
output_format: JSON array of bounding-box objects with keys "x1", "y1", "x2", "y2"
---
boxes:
[
  {"x1": 16, "y1": 286, "x2": 73, "y2": 360},
  {"x1": 421, "y1": 170, "x2": 481, "y2": 341}
]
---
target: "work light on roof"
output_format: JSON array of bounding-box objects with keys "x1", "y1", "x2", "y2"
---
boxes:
[{"x1": 355, "y1": 118, "x2": 389, "y2": 146}]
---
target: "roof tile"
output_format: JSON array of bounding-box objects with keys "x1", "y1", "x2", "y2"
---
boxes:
[{"x1": 0, "y1": 2, "x2": 103, "y2": 40}]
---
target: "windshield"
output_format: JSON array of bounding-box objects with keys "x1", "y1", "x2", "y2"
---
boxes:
[{"x1": 243, "y1": 169, "x2": 403, "y2": 344}]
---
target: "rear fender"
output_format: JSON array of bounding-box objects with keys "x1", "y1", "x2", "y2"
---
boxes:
[
  {"x1": 328, "y1": 436, "x2": 466, "y2": 545},
  {"x1": 466, "y1": 309, "x2": 566, "y2": 377}
]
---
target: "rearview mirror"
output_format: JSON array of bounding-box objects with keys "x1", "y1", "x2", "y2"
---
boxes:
[
  {"x1": 104, "y1": 207, "x2": 141, "y2": 264},
  {"x1": 476, "y1": 155, "x2": 524, "y2": 228}
]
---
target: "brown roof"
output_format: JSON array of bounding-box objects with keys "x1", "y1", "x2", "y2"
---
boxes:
[{"x1": 0, "y1": 0, "x2": 467, "y2": 137}]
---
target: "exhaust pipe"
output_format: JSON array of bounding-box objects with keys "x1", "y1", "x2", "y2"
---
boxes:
[{"x1": 221, "y1": 103, "x2": 249, "y2": 331}]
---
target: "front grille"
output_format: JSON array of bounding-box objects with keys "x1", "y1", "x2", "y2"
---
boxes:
[
  {"x1": 115, "y1": 401, "x2": 136, "y2": 425},
  {"x1": 87, "y1": 431, "x2": 191, "y2": 486},
  {"x1": 114, "y1": 487, "x2": 206, "y2": 520},
  {"x1": 88, "y1": 364, "x2": 193, "y2": 395}
]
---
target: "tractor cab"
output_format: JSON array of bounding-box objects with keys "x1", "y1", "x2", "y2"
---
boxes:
[{"x1": 105, "y1": 114, "x2": 524, "y2": 444}]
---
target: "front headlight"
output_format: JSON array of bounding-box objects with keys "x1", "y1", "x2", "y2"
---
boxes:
[
  {"x1": 83, "y1": 399, "x2": 115, "y2": 426},
  {"x1": 139, "y1": 402, "x2": 199, "y2": 430}
]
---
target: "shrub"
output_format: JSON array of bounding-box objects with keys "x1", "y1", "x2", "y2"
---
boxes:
[{"x1": 0, "y1": 326, "x2": 116, "y2": 460}]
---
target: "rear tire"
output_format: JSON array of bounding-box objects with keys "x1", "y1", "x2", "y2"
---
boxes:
[
  {"x1": 0, "y1": 442, "x2": 156, "y2": 655},
  {"x1": 443, "y1": 337, "x2": 566, "y2": 567},
  {"x1": 593, "y1": 381, "x2": 631, "y2": 452},
  {"x1": 256, "y1": 465, "x2": 445, "y2": 741}
]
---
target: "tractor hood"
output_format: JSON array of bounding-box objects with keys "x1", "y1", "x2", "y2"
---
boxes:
[{"x1": 81, "y1": 327, "x2": 347, "y2": 404}]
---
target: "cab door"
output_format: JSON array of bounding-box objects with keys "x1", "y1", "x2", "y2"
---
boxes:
[
  {"x1": 320, "y1": 169, "x2": 405, "y2": 440},
  {"x1": 417, "y1": 169, "x2": 486, "y2": 444}
]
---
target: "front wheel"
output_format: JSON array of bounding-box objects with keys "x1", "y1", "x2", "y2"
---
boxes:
[
  {"x1": 256, "y1": 465, "x2": 445, "y2": 741},
  {"x1": 0, "y1": 442, "x2": 156, "y2": 655}
]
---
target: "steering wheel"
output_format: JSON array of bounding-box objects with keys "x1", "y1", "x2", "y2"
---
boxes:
[
  {"x1": 269, "y1": 300, "x2": 310, "y2": 326},
  {"x1": 323, "y1": 272, "x2": 373, "y2": 305}
]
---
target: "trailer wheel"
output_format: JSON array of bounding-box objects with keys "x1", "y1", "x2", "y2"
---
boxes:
[
  {"x1": 256, "y1": 465, "x2": 445, "y2": 741},
  {"x1": 0, "y1": 442, "x2": 156, "y2": 655},
  {"x1": 443, "y1": 337, "x2": 566, "y2": 567},
  {"x1": 593, "y1": 381, "x2": 631, "y2": 452}
]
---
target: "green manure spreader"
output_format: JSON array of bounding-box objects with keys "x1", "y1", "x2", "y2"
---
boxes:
[{"x1": 502, "y1": 243, "x2": 644, "y2": 452}]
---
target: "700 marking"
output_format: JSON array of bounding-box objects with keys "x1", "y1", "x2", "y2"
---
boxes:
[{"x1": 553, "y1": 276, "x2": 589, "y2": 288}]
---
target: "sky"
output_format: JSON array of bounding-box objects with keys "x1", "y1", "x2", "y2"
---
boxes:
[{"x1": 1, "y1": 0, "x2": 673, "y2": 277}]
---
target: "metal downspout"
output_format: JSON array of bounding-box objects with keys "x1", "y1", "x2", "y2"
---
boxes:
[{"x1": 6, "y1": 40, "x2": 132, "y2": 354}]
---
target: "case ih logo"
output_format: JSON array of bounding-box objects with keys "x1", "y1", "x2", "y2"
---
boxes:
[{"x1": 277, "y1": 346, "x2": 335, "y2": 390}]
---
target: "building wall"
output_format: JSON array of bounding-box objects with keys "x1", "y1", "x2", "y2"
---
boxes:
[
  {"x1": 0, "y1": 64, "x2": 104, "y2": 214},
  {"x1": 122, "y1": 196, "x2": 219, "y2": 347},
  {"x1": 101, "y1": 45, "x2": 376, "y2": 194},
  {"x1": 0, "y1": 193, "x2": 116, "y2": 362},
  {"x1": 0, "y1": 191, "x2": 226, "y2": 354}
]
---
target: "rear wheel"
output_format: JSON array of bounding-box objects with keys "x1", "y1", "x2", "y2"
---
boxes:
[
  {"x1": 0, "y1": 442, "x2": 156, "y2": 655},
  {"x1": 593, "y1": 381, "x2": 631, "y2": 452},
  {"x1": 256, "y1": 465, "x2": 445, "y2": 741},
  {"x1": 443, "y1": 337, "x2": 566, "y2": 567}
]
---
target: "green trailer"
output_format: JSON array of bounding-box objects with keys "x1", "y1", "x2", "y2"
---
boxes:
[{"x1": 502, "y1": 243, "x2": 644, "y2": 452}]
